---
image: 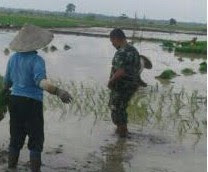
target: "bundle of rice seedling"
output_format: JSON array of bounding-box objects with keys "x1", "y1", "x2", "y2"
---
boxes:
[
  {"x1": 199, "y1": 62, "x2": 207, "y2": 73},
  {"x1": 0, "y1": 89, "x2": 10, "y2": 121},
  {"x1": 0, "y1": 75, "x2": 10, "y2": 121},
  {"x1": 155, "y1": 69, "x2": 178, "y2": 79},
  {"x1": 181, "y1": 68, "x2": 196, "y2": 75},
  {"x1": 175, "y1": 41, "x2": 207, "y2": 54}
]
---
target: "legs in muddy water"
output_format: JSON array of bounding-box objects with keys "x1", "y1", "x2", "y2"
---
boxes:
[
  {"x1": 8, "y1": 150, "x2": 19, "y2": 169},
  {"x1": 8, "y1": 96, "x2": 44, "y2": 171},
  {"x1": 110, "y1": 98, "x2": 129, "y2": 137},
  {"x1": 30, "y1": 152, "x2": 41, "y2": 172},
  {"x1": 109, "y1": 89, "x2": 136, "y2": 137},
  {"x1": 116, "y1": 124, "x2": 128, "y2": 137}
]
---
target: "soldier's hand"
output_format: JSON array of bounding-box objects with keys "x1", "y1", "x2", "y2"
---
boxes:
[{"x1": 56, "y1": 88, "x2": 73, "y2": 103}]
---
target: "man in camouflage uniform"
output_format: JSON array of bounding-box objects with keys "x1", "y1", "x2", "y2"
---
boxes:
[{"x1": 108, "y1": 28, "x2": 141, "y2": 137}]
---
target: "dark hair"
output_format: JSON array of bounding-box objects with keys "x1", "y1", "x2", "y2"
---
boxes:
[{"x1": 110, "y1": 28, "x2": 126, "y2": 39}]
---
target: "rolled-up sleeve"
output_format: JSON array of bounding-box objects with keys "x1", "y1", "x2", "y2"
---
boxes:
[
  {"x1": 33, "y1": 56, "x2": 47, "y2": 87},
  {"x1": 4, "y1": 58, "x2": 12, "y2": 87}
]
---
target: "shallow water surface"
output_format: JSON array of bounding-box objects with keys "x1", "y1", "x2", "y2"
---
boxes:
[{"x1": 0, "y1": 30, "x2": 206, "y2": 172}]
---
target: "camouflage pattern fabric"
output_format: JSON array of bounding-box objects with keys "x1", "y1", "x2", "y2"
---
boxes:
[
  {"x1": 109, "y1": 43, "x2": 141, "y2": 125},
  {"x1": 109, "y1": 89, "x2": 136, "y2": 125}
]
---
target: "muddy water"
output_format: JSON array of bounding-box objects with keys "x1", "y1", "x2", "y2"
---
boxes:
[
  {"x1": 0, "y1": 30, "x2": 206, "y2": 172},
  {"x1": 1, "y1": 31, "x2": 206, "y2": 93},
  {"x1": 52, "y1": 27, "x2": 207, "y2": 41}
]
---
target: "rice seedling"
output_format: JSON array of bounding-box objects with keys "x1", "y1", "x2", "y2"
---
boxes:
[
  {"x1": 3, "y1": 48, "x2": 10, "y2": 56},
  {"x1": 181, "y1": 68, "x2": 196, "y2": 75},
  {"x1": 155, "y1": 69, "x2": 178, "y2": 79},
  {"x1": 0, "y1": 75, "x2": 10, "y2": 122},
  {"x1": 64, "y1": 44, "x2": 71, "y2": 51},
  {"x1": 199, "y1": 62, "x2": 207, "y2": 73},
  {"x1": 50, "y1": 45, "x2": 58, "y2": 52},
  {"x1": 161, "y1": 40, "x2": 207, "y2": 55},
  {"x1": 175, "y1": 41, "x2": 207, "y2": 54},
  {"x1": 162, "y1": 41, "x2": 174, "y2": 48},
  {"x1": 161, "y1": 41, "x2": 175, "y2": 52},
  {"x1": 43, "y1": 80, "x2": 206, "y2": 141},
  {"x1": 42, "y1": 46, "x2": 49, "y2": 53},
  {"x1": 1, "y1": 74, "x2": 206, "y2": 141}
]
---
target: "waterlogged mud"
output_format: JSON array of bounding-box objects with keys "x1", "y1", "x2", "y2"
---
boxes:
[
  {"x1": 0, "y1": 31, "x2": 206, "y2": 172},
  {"x1": 0, "y1": 114, "x2": 206, "y2": 172}
]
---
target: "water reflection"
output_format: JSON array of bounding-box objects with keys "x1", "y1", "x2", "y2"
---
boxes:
[
  {"x1": 101, "y1": 138, "x2": 127, "y2": 172},
  {"x1": 174, "y1": 52, "x2": 207, "y2": 61},
  {"x1": 101, "y1": 138, "x2": 134, "y2": 172}
]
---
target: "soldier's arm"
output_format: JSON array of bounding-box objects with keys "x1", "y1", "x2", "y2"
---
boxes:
[
  {"x1": 108, "y1": 51, "x2": 127, "y2": 88},
  {"x1": 108, "y1": 68, "x2": 126, "y2": 89}
]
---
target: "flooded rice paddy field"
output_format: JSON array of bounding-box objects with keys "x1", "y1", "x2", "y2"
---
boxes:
[
  {"x1": 51, "y1": 27, "x2": 207, "y2": 41},
  {"x1": 0, "y1": 30, "x2": 206, "y2": 172}
]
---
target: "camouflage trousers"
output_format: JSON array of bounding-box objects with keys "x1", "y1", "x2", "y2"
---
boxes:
[{"x1": 109, "y1": 88, "x2": 136, "y2": 125}]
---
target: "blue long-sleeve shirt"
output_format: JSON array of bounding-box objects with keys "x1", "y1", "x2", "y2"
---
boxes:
[{"x1": 4, "y1": 51, "x2": 46, "y2": 102}]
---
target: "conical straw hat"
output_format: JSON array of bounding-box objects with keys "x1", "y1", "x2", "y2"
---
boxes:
[
  {"x1": 140, "y1": 55, "x2": 152, "y2": 69},
  {"x1": 10, "y1": 24, "x2": 54, "y2": 52}
]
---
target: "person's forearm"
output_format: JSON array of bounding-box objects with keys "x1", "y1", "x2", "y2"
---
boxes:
[
  {"x1": 39, "y1": 79, "x2": 72, "y2": 103},
  {"x1": 39, "y1": 79, "x2": 58, "y2": 95},
  {"x1": 109, "y1": 68, "x2": 125, "y2": 83}
]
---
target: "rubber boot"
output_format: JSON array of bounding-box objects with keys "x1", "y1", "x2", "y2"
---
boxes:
[
  {"x1": 8, "y1": 153, "x2": 19, "y2": 169},
  {"x1": 30, "y1": 157, "x2": 41, "y2": 172}
]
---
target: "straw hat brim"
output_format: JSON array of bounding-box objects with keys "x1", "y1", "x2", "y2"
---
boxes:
[
  {"x1": 9, "y1": 24, "x2": 54, "y2": 52},
  {"x1": 140, "y1": 55, "x2": 152, "y2": 69}
]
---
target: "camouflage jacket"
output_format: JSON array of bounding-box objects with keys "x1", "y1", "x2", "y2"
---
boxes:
[{"x1": 110, "y1": 43, "x2": 141, "y2": 90}]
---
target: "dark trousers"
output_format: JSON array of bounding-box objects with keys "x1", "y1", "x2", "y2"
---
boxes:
[{"x1": 9, "y1": 96, "x2": 44, "y2": 156}]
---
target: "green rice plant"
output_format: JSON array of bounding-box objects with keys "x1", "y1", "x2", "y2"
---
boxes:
[
  {"x1": 155, "y1": 69, "x2": 178, "y2": 79},
  {"x1": 0, "y1": 75, "x2": 3, "y2": 90},
  {"x1": 50, "y1": 45, "x2": 58, "y2": 52},
  {"x1": 181, "y1": 68, "x2": 196, "y2": 75},
  {"x1": 199, "y1": 62, "x2": 207, "y2": 73},
  {"x1": 127, "y1": 95, "x2": 149, "y2": 127},
  {"x1": 42, "y1": 46, "x2": 49, "y2": 53},
  {"x1": 0, "y1": 90, "x2": 10, "y2": 121},
  {"x1": 175, "y1": 41, "x2": 207, "y2": 54},
  {"x1": 64, "y1": 44, "x2": 71, "y2": 51},
  {"x1": 4, "y1": 48, "x2": 10, "y2": 56},
  {"x1": 162, "y1": 41, "x2": 174, "y2": 48},
  {"x1": 31, "y1": 80, "x2": 208, "y2": 141},
  {"x1": 0, "y1": 75, "x2": 10, "y2": 121}
]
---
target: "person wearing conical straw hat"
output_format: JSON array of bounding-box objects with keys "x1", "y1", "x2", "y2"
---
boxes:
[{"x1": 3, "y1": 24, "x2": 72, "y2": 172}]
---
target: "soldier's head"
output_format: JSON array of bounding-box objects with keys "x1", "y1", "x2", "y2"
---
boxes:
[{"x1": 110, "y1": 28, "x2": 127, "y2": 49}]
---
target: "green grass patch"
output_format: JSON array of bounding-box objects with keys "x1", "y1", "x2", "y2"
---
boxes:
[
  {"x1": 0, "y1": 12, "x2": 206, "y2": 33},
  {"x1": 0, "y1": 13, "x2": 106, "y2": 28}
]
